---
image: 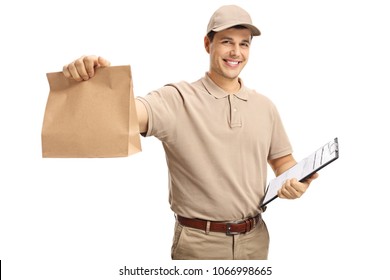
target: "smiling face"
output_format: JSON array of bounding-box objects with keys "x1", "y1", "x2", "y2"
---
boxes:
[{"x1": 204, "y1": 27, "x2": 252, "y2": 93}]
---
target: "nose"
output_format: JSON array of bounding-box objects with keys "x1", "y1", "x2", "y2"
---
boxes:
[{"x1": 229, "y1": 44, "x2": 240, "y2": 57}]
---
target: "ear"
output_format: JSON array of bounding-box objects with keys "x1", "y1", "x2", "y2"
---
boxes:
[{"x1": 204, "y1": 36, "x2": 210, "y2": 54}]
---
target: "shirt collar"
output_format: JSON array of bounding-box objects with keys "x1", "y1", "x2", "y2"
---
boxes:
[{"x1": 201, "y1": 73, "x2": 248, "y2": 101}]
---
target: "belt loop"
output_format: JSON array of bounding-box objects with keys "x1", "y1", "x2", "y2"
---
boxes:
[
  {"x1": 245, "y1": 220, "x2": 250, "y2": 232},
  {"x1": 205, "y1": 221, "x2": 211, "y2": 235}
]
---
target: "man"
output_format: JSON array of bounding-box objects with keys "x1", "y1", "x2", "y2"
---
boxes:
[{"x1": 62, "y1": 5, "x2": 317, "y2": 260}]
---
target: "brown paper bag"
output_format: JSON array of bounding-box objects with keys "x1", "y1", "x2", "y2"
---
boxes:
[{"x1": 41, "y1": 65, "x2": 141, "y2": 157}]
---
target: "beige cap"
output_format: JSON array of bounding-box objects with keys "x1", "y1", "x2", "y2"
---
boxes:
[{"x1": 207, "y1": 5, "x2": 261, "y2": 36}]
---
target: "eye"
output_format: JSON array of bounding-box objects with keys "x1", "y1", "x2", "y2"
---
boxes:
[{"x1": 221, "y1": 40, "x2": 233, "y2": 45}]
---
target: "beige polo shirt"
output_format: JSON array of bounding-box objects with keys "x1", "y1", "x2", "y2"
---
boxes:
[{"x1": 137, "y1": 74, "x2": 292, "y2": 221}]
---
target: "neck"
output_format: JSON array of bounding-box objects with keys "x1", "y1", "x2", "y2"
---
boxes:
[{"x1": 207, "y1": 72, "x2": 241, "y2": 94}]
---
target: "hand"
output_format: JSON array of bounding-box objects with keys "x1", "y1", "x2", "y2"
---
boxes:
[
  {"x1": 63, "y1": 55, "x2": 111, "y2": 81},
  {"x1": 277, "y1": 173, "x2": 319, "y2": 199}
]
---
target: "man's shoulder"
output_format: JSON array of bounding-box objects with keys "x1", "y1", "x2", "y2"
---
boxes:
[
  {"x1": 165, "y1": 78, "x2": 203, "y2": 90},
  {"x1": 246, "y1": 87, "x2": 274, "y2": 105},
  {"x1": 163, "y1": 78, "x2": 204, "y2": 97}
]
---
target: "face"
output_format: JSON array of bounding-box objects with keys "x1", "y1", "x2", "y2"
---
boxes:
[{"x1": 205, "y1": 27, "x2": 252, "y2": 84}]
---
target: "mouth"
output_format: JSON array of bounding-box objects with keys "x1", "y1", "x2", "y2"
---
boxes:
[{"x1": 224, "y1": 59, "x2": 241, "y2": 67}]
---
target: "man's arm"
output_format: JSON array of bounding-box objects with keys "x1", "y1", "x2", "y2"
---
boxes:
[
  {"x1": 63, "y1": 55, "x2": 149, "y2": 134},
  {"x1": 268, "y1": 154, "x2": 318, "y2": 199},
  {"x1": 136, "y1": 99, "x2": 148, "y2": 134}
]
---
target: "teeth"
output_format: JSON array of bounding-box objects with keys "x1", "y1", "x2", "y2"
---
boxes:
[{"x1": 227, "y1": 61, "x2": 239, "y2": 65}]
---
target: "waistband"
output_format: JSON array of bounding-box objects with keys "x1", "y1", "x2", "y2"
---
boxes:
[{"x1": 177, "y1": 214, "x2": 261, "y2": 236}]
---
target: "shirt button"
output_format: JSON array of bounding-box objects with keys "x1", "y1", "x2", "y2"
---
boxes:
[{"x1": 233, "y1": 108, "x2": 237, "y2": 112}]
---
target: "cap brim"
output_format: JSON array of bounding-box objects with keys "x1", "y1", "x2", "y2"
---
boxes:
[{"x1": 211, "y1": 23, "x2": 261, "y2": 36}]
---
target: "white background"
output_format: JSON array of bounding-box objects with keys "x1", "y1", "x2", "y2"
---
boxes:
[{"x1": 1, "y1": 0, "x2": 389, "y2": 279}]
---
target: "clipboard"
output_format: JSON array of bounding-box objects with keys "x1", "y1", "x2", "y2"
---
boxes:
[{"x1": 260, "y1": 137, "x2": 339, "y2": 208}]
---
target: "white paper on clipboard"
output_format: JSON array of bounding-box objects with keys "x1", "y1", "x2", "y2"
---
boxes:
[{"x1": 260, "y1": 137, "x2": 339, "y2": 208}]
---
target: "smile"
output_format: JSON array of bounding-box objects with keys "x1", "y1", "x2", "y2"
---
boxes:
[{"x1": 224, "y1": 59, "x2": 241, "y2": 66}]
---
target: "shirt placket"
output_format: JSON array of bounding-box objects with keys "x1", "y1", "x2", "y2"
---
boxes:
[{"x1": 228, "y1": 94, "x2": 242, "y2": 128}]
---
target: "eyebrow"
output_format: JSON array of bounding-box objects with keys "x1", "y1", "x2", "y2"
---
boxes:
[{"x1": 220, "y1": 36, "x2": 251, "y2": 44}]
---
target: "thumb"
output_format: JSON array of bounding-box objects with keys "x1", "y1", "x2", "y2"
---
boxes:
[{"x1": 97, "y1": 56, "x2": 111, "y2": 67}]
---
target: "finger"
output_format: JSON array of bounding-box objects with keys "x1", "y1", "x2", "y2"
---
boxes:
[
  {"x1": 83, "y1": 55, "x2": 99, "y2": 78},
  {"x1": 278, "y1": 186, "x2": 297, "y2": 199},
  {"x1": 62, "y1": 64, "x2": 71, "y2": 79},
  {"x1": 278, "y1": 180, "x2": 298, "y2": 199},
  {"x1": 74, "y1": 56, "x2": 90, "y2": 81},
  {"x1": 290, "y1": 178, "x2": 308, "y2": 196},
  {"x1": 83, "y1": 56, "x2": 110, "y2": 78},
  {"x1": 284, "y1": 179, "x2": 306, "y2": 199},
  {"x1": 66, "y1": 62, "x2": 83, "y2": 81},
  {"x1": 278, "y1": 187, "x2": 289, "y2": 199}
]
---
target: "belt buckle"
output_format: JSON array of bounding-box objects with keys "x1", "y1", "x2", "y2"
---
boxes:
[{"x1": 226, "y1": 222, "x2": 241, "y2": 236}]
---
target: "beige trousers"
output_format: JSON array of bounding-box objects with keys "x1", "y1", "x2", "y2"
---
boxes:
[{"x1": 171, "y1": 219, "x2": 269, "y2": 260}]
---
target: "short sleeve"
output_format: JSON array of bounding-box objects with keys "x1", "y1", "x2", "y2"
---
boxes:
[
  {"x1": 268, "y1": 103, "x2": 293, "y2": 160},
  {"x1": 136, "y1": 85, "x2": 183, "y2": 143}
]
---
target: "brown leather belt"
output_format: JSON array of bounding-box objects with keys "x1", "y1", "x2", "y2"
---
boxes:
[{"x1": 177, "y1": 214, "x2": 261, "y2": 236}]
